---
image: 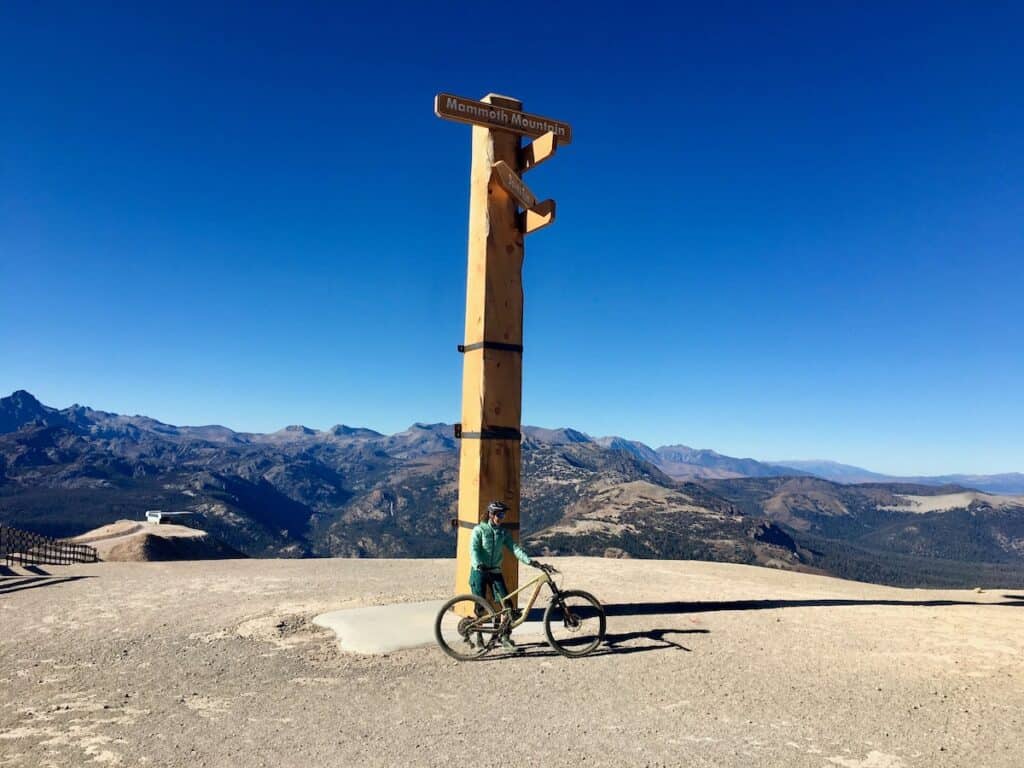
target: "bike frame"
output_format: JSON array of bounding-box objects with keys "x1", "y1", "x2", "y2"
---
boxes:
[
  {"x1": 468, "y1": 569, "x2": 562, "y2": 638},
  {"x1": 495, "y1": 572, "x2": 553, "y2": 629}
]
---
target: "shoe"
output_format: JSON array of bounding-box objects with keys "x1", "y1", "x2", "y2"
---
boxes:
[{"x1": 501, "y1": 635, "x2": 523, "y2": 654}]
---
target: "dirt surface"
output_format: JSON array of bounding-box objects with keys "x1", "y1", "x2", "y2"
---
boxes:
[
  {"x1": 1, "y1": 557, "x2": 1022, "y2": 767},
  {"x1": 72, "y1": 520, "x2": 242, "y2": 561}
]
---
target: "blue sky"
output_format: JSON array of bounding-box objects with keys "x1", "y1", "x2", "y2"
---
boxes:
[{"x1": 2, "y1": 3, "x2": 1021, "y2": 475}]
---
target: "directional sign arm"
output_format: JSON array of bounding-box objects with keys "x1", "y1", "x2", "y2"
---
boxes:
[
  {"x1": 519, "y1": 199, "x2": 556, "y2": 235},
  {"x1": 492, "y1": 161, "x2": 538, "y2": 210},
  {"x1": 520, "y1": 132, "x2": 558, "y2": 172}
]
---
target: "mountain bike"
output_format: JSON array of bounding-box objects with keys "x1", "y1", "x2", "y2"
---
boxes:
[{"x1": 434, "y1": 561, "x2": 606, "y2": 660}]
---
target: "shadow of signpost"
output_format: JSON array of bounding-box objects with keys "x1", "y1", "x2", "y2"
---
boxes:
[
  {"x1": 483, "y1": 595, "x2": 1024, "y2": 661},
  {"x1": 600, "y1": 596, "x2": 1024, "y2": 616},
  {"x1": 520, "y1": 595, "x2": 1023, "y2": 625}
]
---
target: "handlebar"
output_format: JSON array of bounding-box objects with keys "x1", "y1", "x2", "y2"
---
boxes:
[{"x1": 531, "y1": 561, "x2": 559, "y2": 575}]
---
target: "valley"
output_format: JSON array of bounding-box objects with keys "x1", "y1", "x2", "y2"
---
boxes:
[{"x1": 2, "y1": 390, "x2": 1023, "y2": 588}]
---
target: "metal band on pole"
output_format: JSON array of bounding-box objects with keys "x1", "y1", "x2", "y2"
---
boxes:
[
  {"x1": 454, "y1": 424, "x2": 522, "y2": 440},
  {"x1": 456, "y1": 519, "x2": 520, "y2": 532},
  {"x1": 457, "y1": 341, "x2": 524, "y2": 354}
]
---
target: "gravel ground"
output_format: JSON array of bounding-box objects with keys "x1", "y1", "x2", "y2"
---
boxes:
[{"x1": 1, "y1": 557, "x2": 1022, "y2": 768}]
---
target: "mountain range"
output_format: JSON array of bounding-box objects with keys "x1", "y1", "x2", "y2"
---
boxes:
[
  {"x1": 2, "y1": 390, "x2": 1022, "y2": 588},
  {"x1": 519, "y1": 424, "x2": 1024, "y2": 494}
]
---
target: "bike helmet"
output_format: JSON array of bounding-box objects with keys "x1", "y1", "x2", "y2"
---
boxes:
[{"x1": 486, "y1": 500, "x2": 509, "y2": 517}]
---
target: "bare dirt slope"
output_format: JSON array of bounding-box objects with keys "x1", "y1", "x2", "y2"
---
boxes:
[
  {"x1": 72, "y1": 520, "x2": 243, "y2": 561},
  {"x1": 1, "y1": 557, "x2": 1021, "y2": 767}
]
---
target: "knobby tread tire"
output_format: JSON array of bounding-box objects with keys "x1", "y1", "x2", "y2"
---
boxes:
[
  {"x1": 434, "y1": 593, "x2": 496, "y2": 661},
  {"x1": 543, "y1": 589, "x2": 606, "y2": 658}
]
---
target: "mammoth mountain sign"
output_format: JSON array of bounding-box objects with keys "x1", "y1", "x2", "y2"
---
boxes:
[{"x1": 434, "y1": 93, "x2": 573, "y2": 145}]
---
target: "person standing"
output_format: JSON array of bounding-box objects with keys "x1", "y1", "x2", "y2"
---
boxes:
[{"x1": 470, "y1": 500, "x2": 533, "y2": 651}]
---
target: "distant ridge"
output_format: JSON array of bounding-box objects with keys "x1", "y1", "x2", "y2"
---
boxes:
[
  {"x1": 778, "y1": 459, "x2": 1024, "y2": 495},
  {"x1": 2, "y1": 390, "x2": 1019, "y2": 492},
  {"x1": 526, "y1": 427, "x2": 803, "y2": 480},
  {"x1": 777, "y1": 460, "x2": 892, "y2": 484}
]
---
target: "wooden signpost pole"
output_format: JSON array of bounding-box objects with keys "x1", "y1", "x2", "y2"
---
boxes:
[
  {"x1": 454, "y1": 93, "x2": 524, "y2": 608},
  {"x1": 435, "y1": 92, "x2": 570, "y2": 611}
]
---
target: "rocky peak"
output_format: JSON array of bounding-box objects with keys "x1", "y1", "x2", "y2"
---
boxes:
[
  {"x1": 328, "y1": 425, "x2": 382, "y2": 438},
  {"x1": 281, "y1": 425, "x2": 316, "y2": 435},
  {"x1": 522, "y1": 427, "x2": 592, "y2": 445},
  {"x1": 595, "y1": 436, "x2": 660, "y2": 464},
  {"x1": 0, "y1": 390, "x2": 64, "y2": 434}
]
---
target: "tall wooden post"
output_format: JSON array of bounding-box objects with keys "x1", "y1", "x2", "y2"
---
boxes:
[
  {"x1": 453, "y1": 93, "x2": 525, "y2": 605},
  {"x1": 434, "y1": 91, "x2": 569, "y2": 610}
]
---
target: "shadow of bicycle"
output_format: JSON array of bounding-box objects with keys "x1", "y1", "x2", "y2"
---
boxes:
[{"x1": 473, "y1": 627, "x2": 710, "y2": 661}]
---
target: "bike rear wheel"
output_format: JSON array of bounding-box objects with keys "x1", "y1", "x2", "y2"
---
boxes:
[
  {"x1": 543, "y1": 589, "x2": 606, "y2": 657},
  {"x1": 434, "y1": 594, "x2": 499, "y2": 661}
]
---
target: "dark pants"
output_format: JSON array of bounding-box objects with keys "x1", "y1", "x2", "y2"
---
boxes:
[{"x1": 470, "y1": 568, "x2": 509, "y2": 608}]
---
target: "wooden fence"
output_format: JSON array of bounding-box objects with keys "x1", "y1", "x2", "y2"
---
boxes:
[{"x1": 0, "y1": 524, "x2": 98, "y2": 567}]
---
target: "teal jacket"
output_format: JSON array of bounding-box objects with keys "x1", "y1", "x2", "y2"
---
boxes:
[{"x1": 470, "y1": 520, "x2": 532, "y2": 571}]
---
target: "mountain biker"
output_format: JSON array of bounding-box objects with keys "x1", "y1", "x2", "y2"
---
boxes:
[{"x1": 470, "y1": 500, "x2": 534, "y2": 652}]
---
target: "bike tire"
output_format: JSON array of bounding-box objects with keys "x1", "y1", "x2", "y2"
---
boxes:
[
  {"x1": 543, "y1": 589, "x2": 606, "y2": 658},
  {"x1": 434, "y1": 594, "x2": 498, "y2": 661}
]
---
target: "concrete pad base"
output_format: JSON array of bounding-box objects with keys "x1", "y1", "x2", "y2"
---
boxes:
[{"x1": 314, "y1": 599, "x2": 546, "y2": 654}]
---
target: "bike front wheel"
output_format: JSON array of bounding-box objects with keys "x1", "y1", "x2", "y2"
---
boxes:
[
  {"x1": 434, "y1": 594, "x2": 499, "y2": 661},
  {"x1": 543, "y1": 589, "x2": 606, "y2": 657}
]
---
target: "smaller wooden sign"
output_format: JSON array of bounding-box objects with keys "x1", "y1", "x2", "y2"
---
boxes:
[
  {"x1": 520, "y1": 200, "x2": 556, "y2": 234},
  {"x1": 521, "y1": 131, "x2": 558, "y2": 172},
  {"x1": 492, "y1": 161, "x2": 537, "y2": 210},
  {"x1": 435, "y1": 93, "x2": 573, "y2": 145}
]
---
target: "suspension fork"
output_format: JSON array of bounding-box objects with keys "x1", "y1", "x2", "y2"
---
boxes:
[
  {"x1": 547, "y1": 579, "x2": 581, "y2": 628},
  {"x1": 547, "y1": 578, "x2": 569, "y2": 613}
]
